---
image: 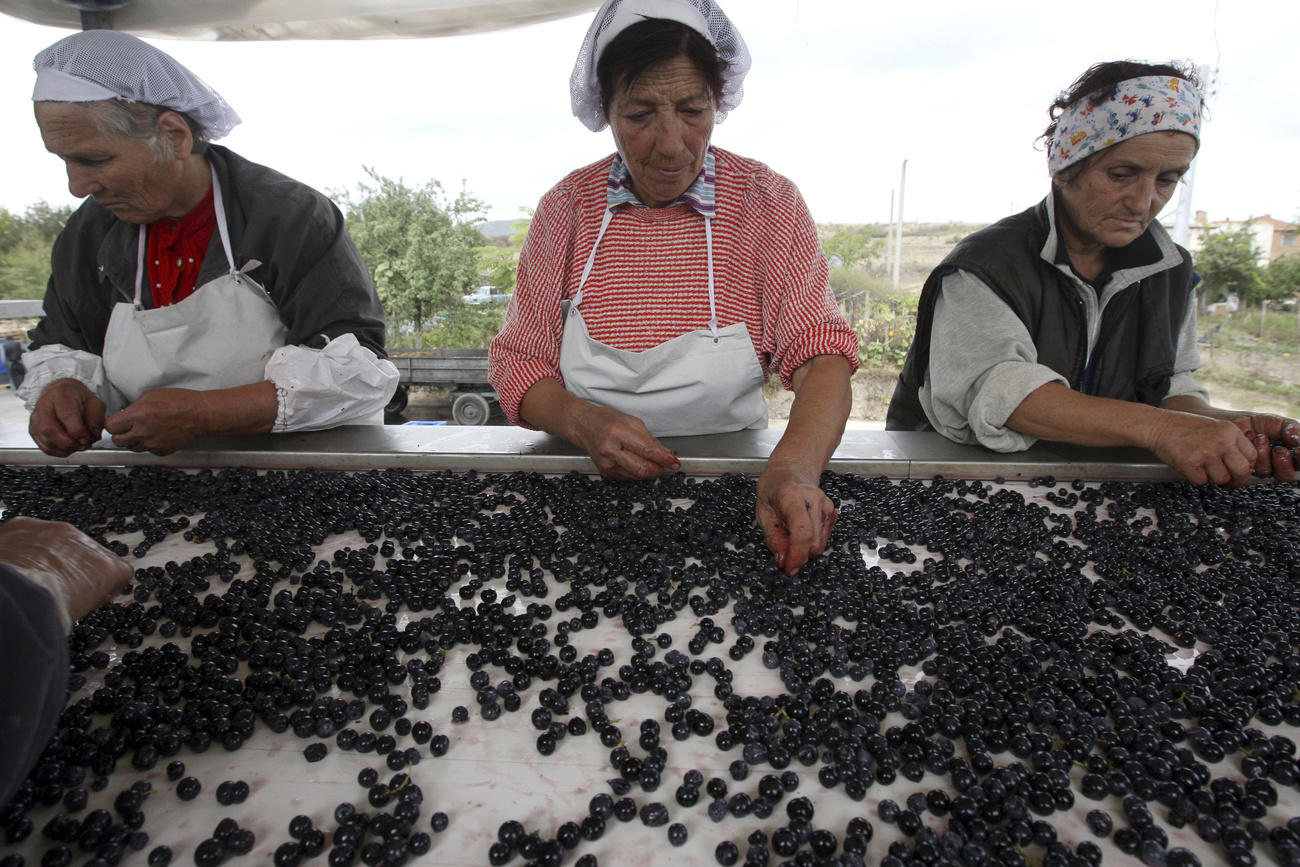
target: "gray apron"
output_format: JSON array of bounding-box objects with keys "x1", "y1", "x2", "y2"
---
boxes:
[
  {"x1": 558, "y1": 207, "x2": 768, "y2": 437},
  {"x1": 101, "y1": 164, "x2": 288, "y2": 412}
]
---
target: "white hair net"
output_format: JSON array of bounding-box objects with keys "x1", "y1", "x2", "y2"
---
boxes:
[
  {"x1": 570, "y1": 0, "x2": 750, "y2": 132},
  {"x1": 33, "y1": 30, "x2": 241, "y2": 140}
]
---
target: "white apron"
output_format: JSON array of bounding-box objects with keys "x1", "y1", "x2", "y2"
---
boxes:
[
  {"x1": 101, "y1": 164, "x2": 288, "y2": 412},
  {"x1": 558, "y1": 207, "x2": 768, "y2": 438}
]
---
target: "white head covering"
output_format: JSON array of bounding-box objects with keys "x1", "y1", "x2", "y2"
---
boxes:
[
  {"x1": 33, "y1": 30, "x2": 240, "y2": 140},
  {"x1": 570, "y1": 0, "x2": 750, "y2": 133}
]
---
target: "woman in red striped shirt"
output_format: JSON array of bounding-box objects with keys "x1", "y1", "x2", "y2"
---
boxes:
[{"x1": 489, "y1": 0, "x2": 858, "y2": 574}]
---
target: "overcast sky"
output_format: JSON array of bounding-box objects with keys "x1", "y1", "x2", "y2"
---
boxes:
[{"x1": 2, "y1": 1, "x2": 1297, "y2": 229}]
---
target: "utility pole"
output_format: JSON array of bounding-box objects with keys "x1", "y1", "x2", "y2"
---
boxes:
[
  {"x1": 892, "y1": 160, "x2": 907, "y2": 292},
  {"x1": 885, "y1": 189, "x2": 895, "y2": 277}
]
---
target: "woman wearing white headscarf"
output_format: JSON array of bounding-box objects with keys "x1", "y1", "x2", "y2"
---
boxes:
[
  {"x1": 21, "y1": 31, "x2": 398, "y2": 457},
  {"x1": 888, "y1": 60, "x2": 1298, "y2": 486},
  {"x1": 489, "y1": 0, "x2": 859, "y2": 575}
]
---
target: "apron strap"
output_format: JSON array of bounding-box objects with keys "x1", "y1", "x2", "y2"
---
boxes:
[
  {"x1": 209, "y1": 162, "x2": 240, "y2": 278},
  {"x1": 704, "y1": 216, "x2": 718, "y2": 339},
  {"x1": 131, "y1": 163, "x2": 255, "y2": 306},
  {"x1": 133, "y1": 226, "x2": 147, "y2": 310},
  {"x1": 571, "y1": 207, "x2": 615, "y2": 311}
]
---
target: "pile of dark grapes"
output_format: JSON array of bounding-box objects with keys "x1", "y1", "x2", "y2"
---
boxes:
[{"x1": 1, "y1": 465, "x2": 1299, "y2": 867}]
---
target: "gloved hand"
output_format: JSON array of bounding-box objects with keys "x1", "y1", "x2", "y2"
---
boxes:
[{"x1": 0, "y1": 517, "x2": 131, "y2": 632}]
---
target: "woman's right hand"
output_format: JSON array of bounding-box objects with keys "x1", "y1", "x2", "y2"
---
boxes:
[
  {"x1": 1144, "y1": 410, "x2": 1258, "y2": 487},
  {"x1": 572, "y1": 403, "x2": 681, "y2": 480},
  {"x1": 29, "y1": 378, "x2": 106, "y2": 457},
  {"x1": 0, "y1": 516, "x2": 131, "y2": 630}
]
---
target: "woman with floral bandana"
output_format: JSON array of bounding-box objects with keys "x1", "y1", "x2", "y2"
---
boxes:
[{"x1": 888, "y1": 60, "x2": 1298, "y2": 487}]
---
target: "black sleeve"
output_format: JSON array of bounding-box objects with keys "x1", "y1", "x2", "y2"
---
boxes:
[
  {"x1": 0, "y1": 564, "x2": 68, "y2": 808},
  {"x1": 26, "y1": 208, "x2": 123, "y2": 357},
  {"x1": 264, "y1": 198, "x2": 388, "y2": 359},
  {"x1": 217, "y1": 149, "x2": 389, "y2": 360},
  {"x1": 25, "y1": 205, "x2": 125, "y2": 358}
]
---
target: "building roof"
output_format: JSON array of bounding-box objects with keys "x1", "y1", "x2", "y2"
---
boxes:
[{"x1": 1207, "y1": 214, "x2": 1298, "y2": 230}]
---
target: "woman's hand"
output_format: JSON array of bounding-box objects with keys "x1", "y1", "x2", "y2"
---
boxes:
[
  {"x1": 757, "y1": 355, "x2": 851, "y2": 574},
  {"x1": 0, "y1": 516, "x2": 131, "y2": 629},
  {"x1": 1142, "y1": 410, "x2": 1259, "y2": 487},
  {"x1": 29, "y1": 378, "x2": 106, "y2": 457},
  {"x1": 571, "y1": 403, "x2": 680, "y2": 480},
  {"x1": 1228, "y1": 414, "x2": 1299, "y2": 482},
  {"x1": 519, "y1": 377, "x2": 680, "y2": 479},
  {"x1": 105, "y1": 381, "x2": 278, "y2": 456},
  {"x1": 756, "y1": 461, "x2": 836, "y2": 575},
  {"x1": 1009, "y1": 387, "x2": 1294, "y2": 487},
  {"x1": 1147, "y1": 399, "x2": 1299, "y2": 485},
  {"x1": 105, "y1": 388, "x2": 208, "y2": 455}
]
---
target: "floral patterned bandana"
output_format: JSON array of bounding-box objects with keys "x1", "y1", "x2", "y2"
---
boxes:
[{"x1": 1048, "y1": 75, "x2": 1202, "y2": 175}]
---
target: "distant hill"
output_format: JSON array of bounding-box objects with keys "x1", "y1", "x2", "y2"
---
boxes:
[{"x1": 475, "y1": 219, "x2": 528, "y2": 242}]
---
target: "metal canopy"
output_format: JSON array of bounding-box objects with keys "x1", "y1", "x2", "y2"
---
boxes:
[{"x1": 0, "y1": 0, "x2": 598, "y2": 40}]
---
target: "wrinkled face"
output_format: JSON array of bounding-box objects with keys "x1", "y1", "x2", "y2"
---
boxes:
[
  {"x1": 35, "y1": 101, "x2": 189, "y2": 224},
  {"x1": 1054, "y1": 130, "x2": 1198, "y2": 252},
  {"x1": 607, "y1": 54, "x2": 716, "y2": 208}
]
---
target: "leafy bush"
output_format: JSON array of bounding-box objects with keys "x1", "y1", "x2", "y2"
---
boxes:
[
  {"x1": 407, "y1": 301, "x2": 508, "y2": 349},
  {"x1": 0, "y1": 201, "x2": 73, "y2": 301}
]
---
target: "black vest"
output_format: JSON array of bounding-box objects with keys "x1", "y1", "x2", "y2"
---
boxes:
[{"x1": 887, "y1": 198, "x2": 1195, "y2": 431}]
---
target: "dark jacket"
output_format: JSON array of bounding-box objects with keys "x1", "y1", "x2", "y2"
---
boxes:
[
  {"x1": 0, "y1": 564, "x2": 67, "y2": 808},
  {"x1": 887, "y1": 198, "x2": 1195, "y2": 431},
  {"x1": 29, "y1": 144, "x2": 387, "y2": 359}
]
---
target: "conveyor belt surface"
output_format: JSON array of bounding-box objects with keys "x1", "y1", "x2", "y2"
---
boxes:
[{"x1": 2, "y1": 459, "x2": 1297, "y2": 867}]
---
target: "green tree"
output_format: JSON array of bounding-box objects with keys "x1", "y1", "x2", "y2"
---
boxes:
[
  {"x1": 338, "y1": 168, "x2": 485, "y2": 347},
  {"x1": 822, "y1": 225, "x2": 885, "y2": 270},
  {"x1": 1194, "y1": 226, "x2": 1262, "y2": 304},
  {"x1": 0, "y1": 201, "x2": 74, "y2": 300},
  {"x1": 476, "y1": 246, "x2": 518, "y2": 296},
  {"x1": 20, "y1": 201, "x2": 74, "y2": 243},
  {"x1": 473, "y1": 207, "x2": 533, "y2": 296},
  {"x1": 0, "y1": 243, "x2": 53, "y2": 301},
  {"x1": 1262, "y1": 256, "x2": 1300, "y2": 301},
  {"x1": 0, "y1": 208, "x2": 20, "y2": 257},
  {"x1": 508, "y1": 209, "x2": 532, "y2": 246}
]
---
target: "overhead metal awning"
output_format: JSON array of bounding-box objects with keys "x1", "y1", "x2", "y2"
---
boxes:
[{"x1": 0, "y1": 0, "x2": 599, "y2": 39}]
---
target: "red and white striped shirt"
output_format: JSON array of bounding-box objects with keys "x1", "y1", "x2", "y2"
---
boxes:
[{"x1": 488, "y1": 147, "x2": 859, "y2": 427}]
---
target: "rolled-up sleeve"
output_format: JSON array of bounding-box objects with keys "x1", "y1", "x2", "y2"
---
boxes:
[
  {"x1": 16, "y1": 345, "x2": 108, "y2": 411},
  {"x1": 265, "y1": 334, "x2": 399, "y2": 431},
  {"x1": 920, "y1": 270, "x2": 1066, "y2": 452}
]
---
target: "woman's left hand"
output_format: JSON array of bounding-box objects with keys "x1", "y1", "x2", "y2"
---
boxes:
[
  {"x1": 1229, "y1": 413, "x2": 1299, "y2": 482},
  {"x1": 105, "y1": 382, "x2": 278, "y2": 455},
  {"x1": 105, "y1": 388, "x2": 209, "y2": 455},
  {"x1": 756, "y1": 462, "x2": 837, "y2": 576}
]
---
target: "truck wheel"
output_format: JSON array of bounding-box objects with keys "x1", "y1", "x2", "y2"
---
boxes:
[
  {"x1": 452, "y1": 392, "x2": 490, "y2": 426},
  {"x1": 386, "y1": 385, "x2": 409, "y2": 414}
]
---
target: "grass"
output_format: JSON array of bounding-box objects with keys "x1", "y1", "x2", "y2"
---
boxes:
[
  {"x1": 1201, "y1": 307, "x2": 1300, "y2": 354},
  {"x1": 1194, "y1": 304, "x2": 1300, "y2": 415}
]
